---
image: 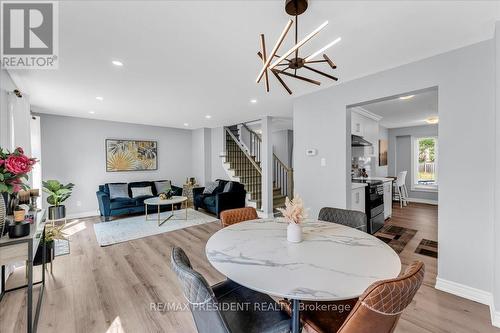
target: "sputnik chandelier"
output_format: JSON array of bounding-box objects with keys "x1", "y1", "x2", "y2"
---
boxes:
[{"x1": 256, "y1": 0, "x2": 340, "y2": 95}]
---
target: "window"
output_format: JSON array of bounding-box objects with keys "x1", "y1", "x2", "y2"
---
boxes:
[{"x1": 412, "y1": 136, "x2": 438, "y2": 191}]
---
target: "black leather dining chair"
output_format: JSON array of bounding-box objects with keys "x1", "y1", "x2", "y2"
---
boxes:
[
  {"x1": 318, "y1": 207, "x2": 368, "y2": 232},
  {"x1": 170, "y1": 247, "x2": 291, "y2": 333}
]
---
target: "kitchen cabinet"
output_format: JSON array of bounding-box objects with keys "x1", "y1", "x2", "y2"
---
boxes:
[
  {"x1": 351, "y1": 187, "x2": 365, "y2": 213},
  {"x1": 383, "y1": 181, "x2": 392, "y2": 219},
  {"x1": 351, "y1": 112, "x2": 365, "y2": 137}
]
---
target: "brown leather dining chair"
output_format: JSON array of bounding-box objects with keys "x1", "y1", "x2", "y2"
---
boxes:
[
  {"x1": 220, "y1": 207, "x2": 258, "y2": 228},
  {"x1": 281, "y1": 261, "x2": 425, "y2": 333}
]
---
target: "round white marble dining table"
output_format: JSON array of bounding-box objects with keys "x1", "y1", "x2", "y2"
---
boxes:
[{"x1": 205, "y1": 219, "x2": 401, "y2": 333}]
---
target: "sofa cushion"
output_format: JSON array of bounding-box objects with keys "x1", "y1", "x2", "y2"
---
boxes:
[
  {"x1": 134, "y1": 195, "x2": 155, "y2": 206},
  {"x1": 223, "y1": 181, "x2": 233, "y2": 193},
  {"x1": 131, "y1": 186, "x2": 153, "y2": 198},
  {"x1": 155, "y1": 180, "x2": 172, "y2": 194},
  {"x1": 108, "y1": 183, "x2": 129, "y2": 199},
  {"x1": 203, "y1": 181, "x2": 219, "y2": 194},
  {"x1": 203, "y1": 195, "x2": 216, "y2": 209},
  {"x1": 214, "y1": 180, "x2": 228, "y2": 194},
  {"x1": 128, "y1": 181, "x2": 155, "y2": 197},
  {"x1": 110, "y1": 197, "x2": 136, "y2": 210}
]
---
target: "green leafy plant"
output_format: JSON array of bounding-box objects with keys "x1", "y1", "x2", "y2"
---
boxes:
[
  {"x1": 44, "y1": 224, "x2": 68, "y2": 243},
  {"x1": 42, "y1": 180, "x2": 75, "y2": 206}
]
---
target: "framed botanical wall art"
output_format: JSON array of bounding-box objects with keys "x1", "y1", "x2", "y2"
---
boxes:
[
  {"x1": 379, "y1": 139, "x2": 388, "y2": 166},
  {"x1": 106, "y1": 139, "x2": 158, "y2": 172}
]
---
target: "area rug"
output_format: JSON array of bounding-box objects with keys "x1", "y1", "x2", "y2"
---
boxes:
[
  {"x1": 415, "y1": 239, "x2": 438, "y2": 258},
  {"x1": 375, "y1": 225, "x2": 417, "y2": 254},
  {"x1": 93, "y1": 208, "x2": 218, "y2": 246}
]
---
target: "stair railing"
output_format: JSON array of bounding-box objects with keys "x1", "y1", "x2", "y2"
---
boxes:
[
  {"x1": 241, "y1": 123, "x2": 262, "y2": 163},
  {"x1": 224, "y1": 127, "x2": 262, "y2": 208},
  {"x1": 273, "y1": 154, "x2": 294, "y2": 199},
  {"x1": 224, "y1": 127, "x2": 262, "y2": 174},
  {"x1": 235, "y1": 122, "x2": 294, "y2": 199}
]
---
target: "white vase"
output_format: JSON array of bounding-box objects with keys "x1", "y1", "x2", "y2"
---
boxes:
[{"x1": 287, "y1": 223, "x2": 302, "y2": 243}]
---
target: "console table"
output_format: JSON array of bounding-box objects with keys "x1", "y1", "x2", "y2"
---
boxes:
[{"x1": 0, "y1": 209, "x2": 47, "y2": 333}]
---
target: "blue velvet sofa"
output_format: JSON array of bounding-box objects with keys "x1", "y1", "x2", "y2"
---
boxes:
[
  {"x1": 193, "y1": 179, "x2": 247, "y2": 218},
  {"x1": 96, "y1": 181, "x2": 182, "y2": 221}
]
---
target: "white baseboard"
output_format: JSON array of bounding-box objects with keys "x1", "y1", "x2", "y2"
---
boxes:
[
  {"x1": 66, "y1": 210, "x2": 99, "y2": 220},
  {"x1": 406, "y1": 197, "x2": 438, "y2": 205},
  {"x1": 492, "y1": 307, "x2": 500, "y2": 328},
  {"x1": 436, "y1": 277, "x2": 499, "y2": 328}
]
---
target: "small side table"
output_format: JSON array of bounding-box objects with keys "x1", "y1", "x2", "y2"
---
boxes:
[{"x1": 182, "y1": 184, "x2": 202, "y2": 208}]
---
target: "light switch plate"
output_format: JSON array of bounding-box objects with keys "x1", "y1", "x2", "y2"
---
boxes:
[
  {"x1": 320, "y1": 158, "x2": 326, "y2": 167},
  {"x1": 306, "y1": 149, "x2": 317, "y2": 156}
]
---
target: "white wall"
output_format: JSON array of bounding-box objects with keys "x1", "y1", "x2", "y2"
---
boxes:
[
  {"x1": 388, "y1": 124, "x2": 439, "y2": 202},
  {"x1": 494, "y1": 21, "x2": 500, "y2": 322},
  {"x1": 191, "y1": 128, "x2": 212, "y2": 186},
  {"x1": 294, "y1": 40, "x2": 495, "y2": 303},
  {"x1": 273, "y1": 129, "x2": 293, "y2": 168},
  {"x1": 210, "y1": 127, "x2": 228, "y2": 181},
  {"x1": 0, "y1": 70, "x2": 16, "y2": 148},
  {"x1": 0, "y1": 70, "x2": 31, "y2": 154},
  {"x1": 38, "y1": 113, "x2": 192, "y2": 217}
]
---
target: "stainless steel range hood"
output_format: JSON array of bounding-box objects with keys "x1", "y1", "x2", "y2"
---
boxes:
[{"x1": 351, "y1": 135, "x2": 373, "y2": 147}]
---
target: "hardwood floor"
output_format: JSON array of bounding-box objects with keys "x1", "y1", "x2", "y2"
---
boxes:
[{"x1": 0, "y1": 203, "x2": 498, "y2": 332}]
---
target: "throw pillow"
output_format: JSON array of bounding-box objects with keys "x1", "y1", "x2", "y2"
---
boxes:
[
  {"x1": 108, "y1": 183, "x2": 129, "y2": 199},
  {"x1": 223, "y1": 182, "x2": 233, "y2": 193},
  {"x1": 131, "y1": 186, "x2": 153, "y2": 198},
  {"x1": 155, "y1": 180, "x2": 172, "y2": 194},
  {"x1": 203, "y1": 181, "x2": 219, "y2": 194}
]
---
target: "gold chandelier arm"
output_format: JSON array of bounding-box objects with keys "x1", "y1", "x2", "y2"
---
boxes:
[
  {"x1": 269, "y1": 20, "x2": 328, "y2": 70},
  {"x1": 260, "y1": 34, "x2": 270, "y2": 92},
  {"x1": 259, "y1": 51, "x2": 293, "y2": 94},
  {"x1": 256, "y1": 19, "x2": 293, "y2": 83},
  {"x1": 278, "y1": 70, "x2": 321, "y2": 85},
  {"x1": 271, "y1": 69, "x2": 293, "y2": 95},
  {"x1": 303, "y1": 65, "x2": 338, "y2": 81},
  {"x1": 322, "y1": 54, "x2": 337, "y2": 69}
]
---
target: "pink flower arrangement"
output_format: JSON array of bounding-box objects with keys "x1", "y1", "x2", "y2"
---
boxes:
[
  {"x1": 277, "y1": 194, "x2": 307, "y2": 224},
  {"x1": 0, "y1": 147, "x2": 37, "y2": 194}
]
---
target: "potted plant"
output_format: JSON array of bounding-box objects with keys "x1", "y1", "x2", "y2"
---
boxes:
[
  {"x1": 42, "y1": 180, "x2": 74, "y2": 220},
  {"x1": 34, "y1": 224, "x2": 67, "y2": 265},
  {"x1": 0, "y1": 147, "x2": 37, "y2": 237}
]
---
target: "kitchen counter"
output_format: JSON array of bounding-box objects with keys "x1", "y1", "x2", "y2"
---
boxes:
[
  {"x1": 353, "y1": 177, "x2": 393, "y2": 183},
  {"x1": 351, "y1": 182, "x2": 368, "y2": 190}
]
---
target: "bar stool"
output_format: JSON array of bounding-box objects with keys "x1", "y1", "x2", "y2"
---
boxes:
[{"x1": 396, "y1": 171, "x2": 409, "y2": 208}]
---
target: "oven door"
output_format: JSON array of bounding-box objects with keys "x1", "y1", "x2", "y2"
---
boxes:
[
  {"x1": 369, "y1": 209, "x2": 385, "y2": 234},
  {"x1": 367, "y1": 185, "x2": 384, "y2": 210}
]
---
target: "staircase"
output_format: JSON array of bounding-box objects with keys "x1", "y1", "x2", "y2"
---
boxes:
[{"x1": 223, "y1": 124, "x2": 293, "y2": 211}]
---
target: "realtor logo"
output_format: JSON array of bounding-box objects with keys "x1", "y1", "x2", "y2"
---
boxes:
[{"x1": 1, "y1": 1, "x2": 58, "y2": 69}]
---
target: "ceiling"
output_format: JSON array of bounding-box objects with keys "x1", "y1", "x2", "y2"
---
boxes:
[
  {"x1": 359, "y1": 89, "x2": 438, "y2": 128},
  {"x1": 9, "y1": 1, "x2": 500, "y2": 129}
]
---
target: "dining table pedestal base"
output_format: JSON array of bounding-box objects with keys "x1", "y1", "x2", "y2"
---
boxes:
[{"x1": 291, "y1": 299, "x2": 301, "y2": 333}]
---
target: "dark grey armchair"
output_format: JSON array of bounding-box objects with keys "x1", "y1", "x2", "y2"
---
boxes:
[
  {"x1": 170, "y1": 247, "x2": 291, "y2": 333},
  {"x1": 318, "y1": 207, "x2": 368, "y2": 232}
]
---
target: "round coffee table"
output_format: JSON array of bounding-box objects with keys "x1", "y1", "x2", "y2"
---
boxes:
[{"x1": 144, "y1": 196, "x2": 188, "y2": 226}]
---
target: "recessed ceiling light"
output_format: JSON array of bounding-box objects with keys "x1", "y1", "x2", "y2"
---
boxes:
[
  {"x1": 425, "y1": 116, "x2": 439, "y2": 124},
  {"x1": 250, "y1": 99, "x2": 258, "y2": 104},
  {"x1": 89, "y1": 110, "x2": 95, "y2": 114},
  {"x1": 205, "y1": 115, "x2": 212, "y2": 119},
  {"x1": 183, "y1": 123, "x2": 189, "y2": 127},
  {"x1": 96, "y1": 96, "x2": 104, "y2": 101},
  {"x1": 111, "y1": 60, "x2": 123, "y2": 66},
  {"x1": 399, "y1": 95, "x2": 415, "y2": 100}
]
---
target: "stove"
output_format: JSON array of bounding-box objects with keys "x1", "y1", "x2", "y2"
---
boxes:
[{"x1": 352, "y1": 179, "x2": 385, "y2": 234}]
